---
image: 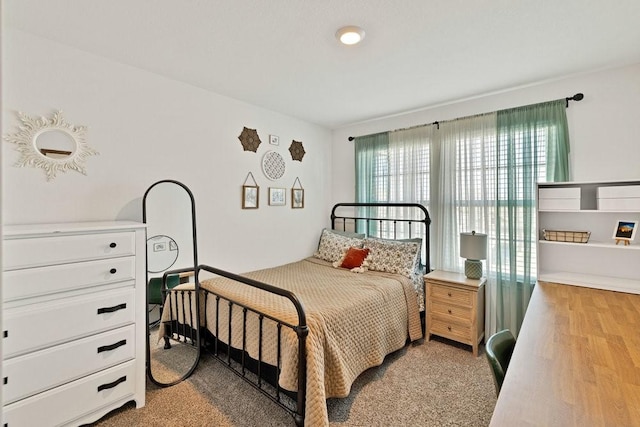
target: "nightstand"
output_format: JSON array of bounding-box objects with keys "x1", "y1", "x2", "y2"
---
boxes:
[{"x1": 425, "y1": 270, "x2": 486, "y2": 356}]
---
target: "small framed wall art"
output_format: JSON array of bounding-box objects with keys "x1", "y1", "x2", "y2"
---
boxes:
[
  {"x1": 291, "y1": 177, "x2": 304, "y2": 209},
  {"x1": 268, "y1": 187, "x2": 286, "y2": 206},
  {"x1": 269, "y1": 134, "x2": 279, "y2": 146},
  {"x1": 242, "y1": 171, "x2": 259, "y2": 209},
  {"x1": 242, "y1": 185, "x2": 259, "y2": 209},
  {"x1": 292, "y1": 188, "x2": 304, "y2": 209},
  {"x1": 613, "y1": 220, "x2": 638, "y2": 246}
]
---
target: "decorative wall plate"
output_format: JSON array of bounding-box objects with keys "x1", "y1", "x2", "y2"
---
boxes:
[
  {"x1": 238, "y1": 126, "x2": 261, "y2": 152},
  {"x1": 289, "y1": 140, "x2": 306, "y2": 162},
  {"x1": 262, "y1": 150, "x2": 286, "y2": 181}
]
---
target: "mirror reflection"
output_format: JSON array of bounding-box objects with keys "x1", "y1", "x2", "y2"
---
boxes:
[
  {"x1": 35, "y1": 129, "x2": 77, "y2": 159},
  {"x1": 143, "y1": 180, "x2": 200, "y2": 386},
  {"x1": 147, "y1": 235, "x2": 179, "y2": 273}
]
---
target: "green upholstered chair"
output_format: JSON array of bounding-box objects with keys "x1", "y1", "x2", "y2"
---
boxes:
[
  {"x1": 485, "y1": 329, "x2": 516, "y2": 396},
  {"x1": 148, "y1": 274, "x2": 181, "y2": 308}
]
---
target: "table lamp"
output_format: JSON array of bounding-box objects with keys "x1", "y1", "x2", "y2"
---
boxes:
[{"x1": 460, "y1": 231, "x2": 487, "y2": 279}]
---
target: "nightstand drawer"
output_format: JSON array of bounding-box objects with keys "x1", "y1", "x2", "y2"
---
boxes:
[
  {"x1": 430, "y1": 318, "x2": 471, "y2": 342},
  {"x1": 430, "y1": 284, "x2": 473, "y2": 307},
  {"x1": 430, "y1": 300, "x2": 472, "y2": 322}
]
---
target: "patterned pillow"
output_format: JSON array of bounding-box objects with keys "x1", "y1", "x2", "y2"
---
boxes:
[
  {"x1": 314, "y1": 229, "x2": 365, "y2": 263},
  {"x1": 363, "y1": 237, "x2": 420, "y2": 278}
]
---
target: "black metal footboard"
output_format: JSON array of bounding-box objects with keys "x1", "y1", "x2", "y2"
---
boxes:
[
  {"x1": 162, "y1": 287, "x2": 198, "y2": 349},
  {"x1": 197, "y1": 264, "x2": 309, "y2": 427}
]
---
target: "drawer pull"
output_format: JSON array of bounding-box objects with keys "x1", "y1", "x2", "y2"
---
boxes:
[
  {"x1": 97, "y1": 339, "x2": 127, "y2": 353},
  {"x1": 97, "y1": 303, "x2": 127, "y2": 314},
  {"x1": 97, "y1": 375, "x2": 126, "y2": 392},
  {"x1": 110, "y1": 268, "x2": 117, "y2": 274},
  {"x1": 447, "y1": 292, "x2": 452, "y2": 297},
  {"x1": 447, "y1": 326, "x2": 452, "y2": 331},
  {"x1": 109, "y1": 242, "x2": 117, "y2": 248},
  {"x1": 448, "y1": 309, "x2": 452, "y2": 314},
  {"x1": 3, "y1": 330, "x2": 7, "y2": 338},
  {"x1": 3, "y1": 377, "x2": 7, "y2": 385}
]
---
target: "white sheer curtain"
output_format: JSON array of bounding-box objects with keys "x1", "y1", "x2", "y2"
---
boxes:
[
  {"x1": 356, "y1": 103, "x2": 569, "y2": 339},
  {"x1": 383, "y1": 126, "x2": 434, "y2": 261},
  {"x1": 384, "y1": 115, "x2": 501, "y2": 339},
  {"x1": 387, "y1": 126, "x2": 434, "y2": 207},
  {"x1": 431, "y1": 114, "x2": 497, "y2": 274}
]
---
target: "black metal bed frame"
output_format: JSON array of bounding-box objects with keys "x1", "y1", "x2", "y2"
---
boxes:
[
  {"x1": 331, "y1": 202, "x2": 431, "y2": 273},
  {"x1": 160, "y1": 202, "x2": 431, "y2": 426},
  {"x1": 198, "y1": 265, "x2": 308, "y2": 425}
]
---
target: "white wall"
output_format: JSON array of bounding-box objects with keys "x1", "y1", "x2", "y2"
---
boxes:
[
  {"x1": 1, "y1": 30, "x2": 333, "y2": 273},
  {"x1": 331, "y1": 63, "x2": 640, "y2": 205},
  {"x1": 4, "y1": 28, "x2": 639, "y2": 273}
]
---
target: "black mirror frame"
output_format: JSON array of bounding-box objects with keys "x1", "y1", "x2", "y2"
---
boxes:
[{"x1": 142, "y1": 179, "x2": 200, "y2": 387}]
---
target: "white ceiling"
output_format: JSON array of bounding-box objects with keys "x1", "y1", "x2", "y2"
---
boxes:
[{"x1": 4, "y1": 1, "x2": 640, "y2": 129}]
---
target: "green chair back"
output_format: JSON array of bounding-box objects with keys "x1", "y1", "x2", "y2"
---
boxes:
[
  {"x1": 485, "y1": 329, "x2": 516, "y2": 396},
  {"x1": 148, "y1": 274, "x2": 181, "y2": 305}
]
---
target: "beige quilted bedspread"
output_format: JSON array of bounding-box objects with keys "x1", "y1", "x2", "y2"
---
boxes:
[{"x1": 162, "y1": 257, "x2": 421, "y2": 427}]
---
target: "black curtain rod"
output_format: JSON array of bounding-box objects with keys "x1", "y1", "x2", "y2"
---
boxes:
[{"x1": 347, "y1": 93, "x2": 584, "y2": 141}]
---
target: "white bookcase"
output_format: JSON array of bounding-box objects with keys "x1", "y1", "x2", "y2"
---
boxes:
[{"x1": 537, "y1": 180, "x2": 640, "y2": 294}]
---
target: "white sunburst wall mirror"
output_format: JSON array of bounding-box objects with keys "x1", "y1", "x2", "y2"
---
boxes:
[{"x1": 3, "y1": 110, "x2": 99, "y2": 181}]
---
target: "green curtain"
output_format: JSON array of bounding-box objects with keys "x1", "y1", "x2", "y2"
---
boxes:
[
  {"x1": 355, "y1": 132, "x2": 389, "y2": 202},
  {"x1": 493, "y1": 99, "x2": 570, "y2": 336},
  {"x1": 354, "y1": 132, "x2": 389, "y2": 235}
]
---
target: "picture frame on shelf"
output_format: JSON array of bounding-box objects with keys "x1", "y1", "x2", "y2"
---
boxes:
[
  {"x1": 268, "y1": 187, "x2": 286, "y2": 206},
  {"x1": 613, "y1": 220, "x2": 637, "y2": 246},
  {"x1": 242, "y1": 185, "x2": 259, "y2": 209},
  {"x1": 292, "y1": 188, "x2": 304, "y2": 209}
]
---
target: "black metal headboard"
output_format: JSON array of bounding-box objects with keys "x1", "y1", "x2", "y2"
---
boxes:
[{"x1": 330, "y1": 202, "x2": 431, "y2": 273}]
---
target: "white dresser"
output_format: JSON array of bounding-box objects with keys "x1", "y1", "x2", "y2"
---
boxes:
[{"x1": 2, "y1": 221, "x2": 146, "y2": 426}]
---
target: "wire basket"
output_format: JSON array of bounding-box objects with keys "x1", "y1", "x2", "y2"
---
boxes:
[{"x1": 542, "y1": 229, "x2": 591, "y2": 243}]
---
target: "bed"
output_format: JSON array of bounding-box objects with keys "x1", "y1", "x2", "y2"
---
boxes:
[{"x1": 157, "y1": 203, "x2": 431, "y2": 427}]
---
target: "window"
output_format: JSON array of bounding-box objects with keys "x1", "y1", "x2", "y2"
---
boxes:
[
  {"x1": 355, "y1": 100, "x2": 570, "y2": 336},
  {"x1": 356, "y1": 110, "x2": 565, "y2": 280}
]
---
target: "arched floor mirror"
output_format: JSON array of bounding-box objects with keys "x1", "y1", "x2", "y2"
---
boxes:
[{"x1": 143, "y1": 180, "x2": 200, "y2": 386}]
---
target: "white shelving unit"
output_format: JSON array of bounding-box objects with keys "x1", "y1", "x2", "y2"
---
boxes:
[{"x1": 537, "y1": 180, "x2": 640, "y2": 294}]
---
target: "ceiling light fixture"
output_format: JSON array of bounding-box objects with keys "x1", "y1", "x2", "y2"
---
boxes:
[{"x1": 336, "y1": 26, "x2": 365, "y2": 45}]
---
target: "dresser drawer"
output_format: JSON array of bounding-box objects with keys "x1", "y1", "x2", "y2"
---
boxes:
[
  {"x1": 430, "y1": 300, "x2": 472, "y2": 323},
  {"x1": 3, "y1": 256, "x2": 136, "y2": 303},
  {"x1": 3, "y1": 231, "x2": 136, "y2": 270},
  {"x1": 3, "y1": 360, "x2": 136, "y2": 426},
  {"x1": 430, "y1": 317, "x2": 472, "y2": 343},
  {"x1": 3, "y1": 324, "x2": 135, "y2": 405},
  {"x1": 429, "y1": 283, "x2": 473, "y2": 307},
  {"x1": 3, "y1": 287, "x2": 135, "y2": 358}
]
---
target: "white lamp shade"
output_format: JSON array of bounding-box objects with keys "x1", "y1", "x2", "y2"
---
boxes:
[{"x1": 460, "y1": 232, "x2": 487, "y2": 260}]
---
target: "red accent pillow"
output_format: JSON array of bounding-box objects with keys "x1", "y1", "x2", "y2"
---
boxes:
[{"x1": 340, "y1": 247, "x2": 370, "y2": 269}]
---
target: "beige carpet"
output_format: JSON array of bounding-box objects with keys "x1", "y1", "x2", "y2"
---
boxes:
[{"x1": 91, "y1": 337, "x2": 496, "y2": 426}]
